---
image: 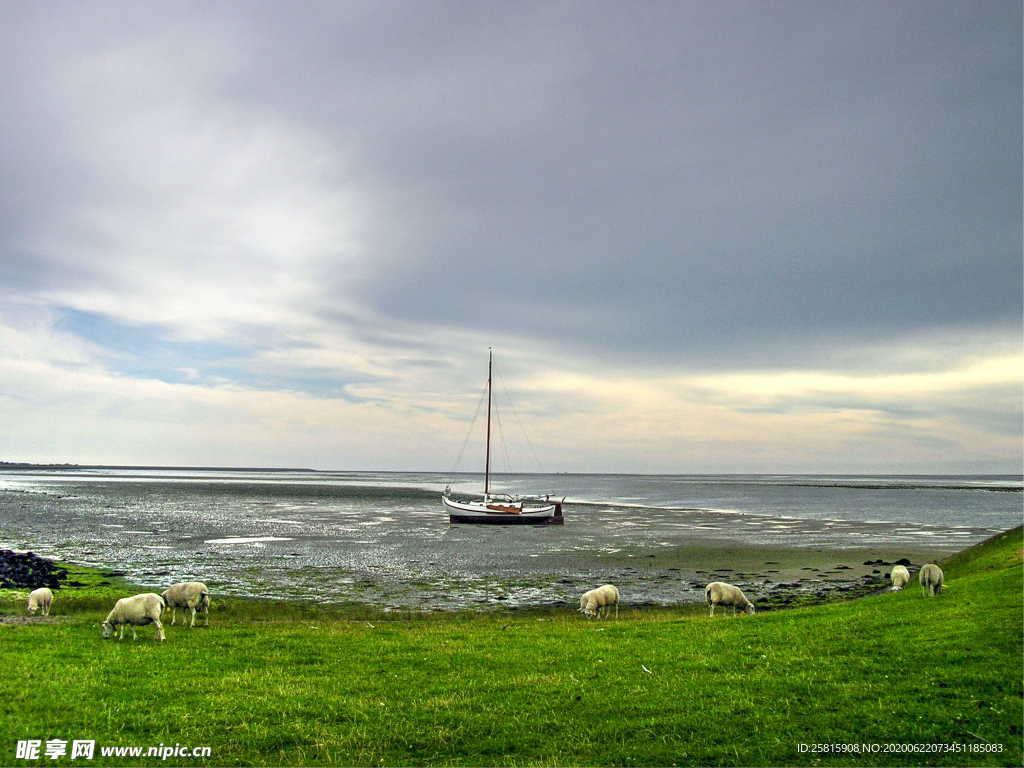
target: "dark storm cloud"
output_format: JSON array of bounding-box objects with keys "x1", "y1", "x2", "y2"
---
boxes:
[
  {"x1": 150, "y1": 0, "x2": 1021, "y2": 371},
  {"x1": 0, "y1": 0, "x2": 1019, "y2": 374}
]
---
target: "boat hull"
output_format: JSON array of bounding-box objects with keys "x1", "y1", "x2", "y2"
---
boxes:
[{"x1": 443, "y1": 496, "x2": 564, "y2": 525}]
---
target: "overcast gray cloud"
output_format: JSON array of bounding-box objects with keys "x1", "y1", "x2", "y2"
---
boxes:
[{"x1": 0, "y1": 0, "x2": 1019, "y2": 471}]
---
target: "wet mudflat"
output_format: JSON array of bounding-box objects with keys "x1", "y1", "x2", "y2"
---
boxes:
[{"x1": 0, "y1": 469, "x2": 1004, "y2": 611}]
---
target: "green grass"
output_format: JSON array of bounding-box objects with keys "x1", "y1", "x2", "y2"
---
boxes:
[{"x1": 1, "y1": 528, "x2": 1021, "y2": 766}]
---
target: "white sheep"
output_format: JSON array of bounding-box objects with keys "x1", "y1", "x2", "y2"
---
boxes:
[
  {"x1": 889, "y1": 565, "x2": 911, "y2": 591},
  {"x1": 578, "y1": 584, "x2": 619, "y2": 619},
  {"x1": 705, "y1": 581, "x2": 755, "y2": 617},
  {"x1": 101, "y1": 593, "x2": 166, "y2": 641},
  {"x1": 919, "y1": 563, "x2": 943, "y2": 596},
  {"x1": 161, "y1": 582, "x2": 211, "y2": 627},
  {"x1": 27, "y1": 587, "x2": 53, "y2": 616}
]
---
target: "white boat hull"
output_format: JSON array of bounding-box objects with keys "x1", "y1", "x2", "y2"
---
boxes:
[{"x1": 443, "y1": 495, "x2": 563, "y2": 525}]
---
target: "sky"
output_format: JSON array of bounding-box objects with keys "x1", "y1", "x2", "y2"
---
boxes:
[{"x1": 0, "y1": 0, "x2": 1020, "y2": 474}]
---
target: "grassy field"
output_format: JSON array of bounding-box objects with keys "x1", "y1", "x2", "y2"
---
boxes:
[{"x1": 1, "y1": 528, "x2": 1021, "y2": 767}]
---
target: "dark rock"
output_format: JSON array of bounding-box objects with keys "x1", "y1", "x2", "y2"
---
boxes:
[
  {"x1": 894, "y1": 558, "x2": 912, "y2": 566},
  {"x1": 0, "y1": 549, "x2": 70, "y2": 590}
]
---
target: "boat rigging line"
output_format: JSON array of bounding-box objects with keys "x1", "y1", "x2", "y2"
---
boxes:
[
  {"x1": 446, "y1": 379, "x2": 488, "y2": 483},
  {"x1": 495, "y1": 366, "x2": 546, "y2": 475}
]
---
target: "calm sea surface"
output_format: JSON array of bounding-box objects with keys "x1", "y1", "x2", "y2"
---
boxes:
[{"x1": 0, "y1": 469, "x2": 1019, "y2": 609}]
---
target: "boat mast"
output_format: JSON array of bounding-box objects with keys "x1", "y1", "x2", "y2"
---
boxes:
[{"x1": 484, "y1": 347, "x2": 492, "y2": 499}]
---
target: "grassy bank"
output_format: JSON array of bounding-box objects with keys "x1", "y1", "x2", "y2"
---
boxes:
[{"x1": 1, "y1": 528, "x2": 1021, "y2": 767}]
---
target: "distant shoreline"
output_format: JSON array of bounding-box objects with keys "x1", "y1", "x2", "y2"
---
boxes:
[
  {"x1": 1, "y1": 462, "x2": 1020, "y2": 481},
  {"x1": 0, "y1": 462, "x2": 317, "y2": 473}
]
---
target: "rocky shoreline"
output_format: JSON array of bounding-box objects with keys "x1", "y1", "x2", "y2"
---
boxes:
[{"x1": 0, "y1": 549, "x2": 70, "y2": 590}]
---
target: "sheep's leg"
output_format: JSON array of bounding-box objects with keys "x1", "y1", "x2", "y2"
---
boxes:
[
  {"x1": 118, "y1": 625, "x2": 125, "y2": 641},
  {"x1": 154, "y1": 620, "x2": 165, "y2": 642},
  {"x1": 709, "y1": 603, "x2": 715, "y2": 617},
  {"x1": 131, "y1": 626, "x2": 138, "y2": 641},
  {"x1": 189, "y1": 605, "x2": 196, "y2": 628},
  {"x1": 170, "y1": 607, "x2": 177, "y2": 625},
  {"x1": 614, "y1": 603, "x2": 619, "y2": 619}
]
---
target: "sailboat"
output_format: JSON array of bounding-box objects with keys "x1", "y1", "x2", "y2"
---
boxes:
[{"x1": 442, "y1": 349, "x2": 564, "y2": 525}]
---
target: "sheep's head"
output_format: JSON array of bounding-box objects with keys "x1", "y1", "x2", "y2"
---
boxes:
[
  {"x1": 745, "y1": 602, "x2": 756, "y2": 615},
  {"x1": 100, "y1": 621, "x2": 114, "y2": 639},
  {"x1": 26, "y1": 601, "x2": 38, "y2": 615}
]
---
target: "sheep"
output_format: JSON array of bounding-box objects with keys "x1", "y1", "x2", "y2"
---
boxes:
[
  {"x1": 919, "y1": 563, "x2": 943, "y2": 596},
  {"x1": 27, "y1": 587, "x2": 53, "y2": 616},
  {"x1": 889, "y1": 565, "x2": 911, "y2": 591},
  {"x1": 578, "y1": 584, "x2": 620, "y2": 619},
  {"x1": 101, "y1": 593, "x2": 166, "y2": 641},
  {"x1": 161, "y1": 582, "x2": 211, "y2": 628},
  {"x1": 705, "y1": 581, "x2": 755, "y2": 617}
]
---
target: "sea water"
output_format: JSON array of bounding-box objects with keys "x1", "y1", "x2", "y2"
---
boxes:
[{"x1": 0, "y1": 468, "x2": 1018, "y2": 608}]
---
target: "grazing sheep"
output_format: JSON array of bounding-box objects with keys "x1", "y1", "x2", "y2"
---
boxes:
[
  {"x1": 919, "y1": 563, "x2": 943, "y2": 596},
  {"x1": 27, "y1": 587, "x2": 53, "y2": 616},
  {"x1": 705, "y1": 582, "x2": 755, "y2": 617},
  {"x1": 578, "y1": 584, "x2": 620, "y2": 619},
  {"x1": 101, "y1": 593, "x2": 166, "y2": 641},
  {"x1": 889, "y1": 565, "x2": 911, "y2": 591},
  {"x1": 161, "y1": 582, "x2": 210, "y2": 627}
]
